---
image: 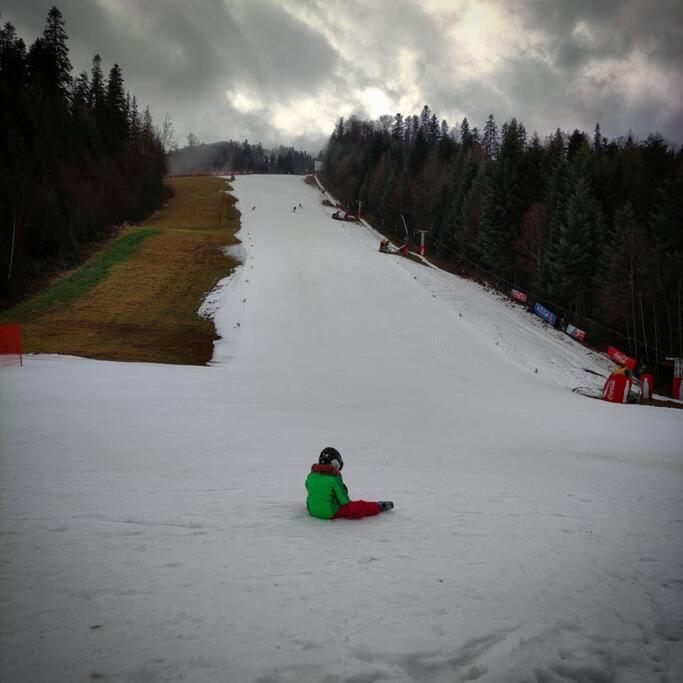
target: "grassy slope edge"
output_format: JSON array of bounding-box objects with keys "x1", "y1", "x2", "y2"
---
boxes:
[{"x1": 1, "y1": 176, "x2": 241, "y2": 365}]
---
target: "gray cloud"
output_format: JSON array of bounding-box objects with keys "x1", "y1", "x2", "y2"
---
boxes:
[{"x1": 2, "y1": 0, "x2": 681, "y2": 151}]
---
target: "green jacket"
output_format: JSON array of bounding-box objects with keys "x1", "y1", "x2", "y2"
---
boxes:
[{"x1": 306, "y1": 463, "x2": 350, "y2": 519}]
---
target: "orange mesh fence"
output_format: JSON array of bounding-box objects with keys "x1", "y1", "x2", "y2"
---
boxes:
[{"x1": 0, "y1": 323, "x2": 23, "y2": 366}]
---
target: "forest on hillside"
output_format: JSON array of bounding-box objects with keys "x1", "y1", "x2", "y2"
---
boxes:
[
  {"x1": 0, "y1": 7, "x2": 167, "y2": 304},
  {"x1": 168, "y1": 140, "x2": 314, "y2": 176},
  {"x1": 321, "y1": 108, "x2": 683, "y2": 372}
]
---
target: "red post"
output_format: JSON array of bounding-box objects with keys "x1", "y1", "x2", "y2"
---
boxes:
[
  {"x1": 674, "y1": 377, "x2": 683, "y2": 401},
  {"x1": 0, "y1": 323, "x2": 23, "y2": 366}
]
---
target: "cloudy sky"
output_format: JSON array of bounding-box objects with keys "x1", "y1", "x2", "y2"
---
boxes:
[{"x1": 4, "y1": 0, "x2": 682, "y2": 152}]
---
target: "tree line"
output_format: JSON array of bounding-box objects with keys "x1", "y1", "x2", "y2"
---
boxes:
[
  {"x1": 0, "y1": 6, "x2": 167, "y2": 304},
  {"x1": 320, "y1": 106, "x2": 683, "y2": 371},
  {"x1": 168, "y1": 139, "x2": 314, "y2": 176}
]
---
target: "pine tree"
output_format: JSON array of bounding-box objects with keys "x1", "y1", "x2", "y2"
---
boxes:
[
  {"x1": 427, "y1": 113, "x2": 440, "y2": 144},
  {"x1": 420, "y1": 105, "x2": 432, "y2": 132},
  {"x1": 442, "y1": 150, "x2": 482, "y2": 251},
  {"x1": 391, "y1": 113, "x2": 404, "y2": 142},
  {"x1": 546, "y1": 175, "x2": 602, "y2": 314},
  {"x1": 648, "y1": 171, "x2": 683, "y2": 355},
  {"x1": 41, "y1": 6, "x2": 71, "y2": 101},
  {"x1": 440, "y1": 119, "x2": 449, "y2": 140},
  {"x1": 538, "y1": 160, "x2": 567, "y2": 293},
  {"x1": 477, "y1": 119, "x2": 527, "y2": 275},
  {"x1": 567, "y1": 129, "x2": 588, "y2": 162},
  {"x1": 597, "y1": 202, "x2": 645, "y2": 355},
  {"x1": 89, "y1": 53, "x2": 107, "y2": 140},
  {"x1": 593, "y1": 123, "x2": 603, "y2": 154},
  {"x1": 458, "y1": 161, "x2": 488, "y2": 259},
  {"x1": 460, "y1": 118, "x2": 473, "y2": 149},
  {"x1": 105, "y1": 63, "x2": 128, "y2": 149},
  {"x1": 482, "y1": 114, "x2": 499, "y2": 159},
  {"x1": 408, "y1": 128, "x2": 428, "y2": 175}
]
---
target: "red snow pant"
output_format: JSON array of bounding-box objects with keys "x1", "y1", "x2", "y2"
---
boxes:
[{"x1": 333, "y1": 500, "x2": 381, "y2": 519}]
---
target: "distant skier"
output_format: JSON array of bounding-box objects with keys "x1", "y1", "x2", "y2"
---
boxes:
[
  {"x1": 306, "y1": 447, "x2": 393, "y2": 520},
  {"x1": 298, "y1": 203, "x2": 302, "y2": 208},
  {"x1": 251, "y1": 206, "x2": 256, "y2": 211},
  {"x1": 293, "y1": 205, "x2": 297, "y2": 212}
]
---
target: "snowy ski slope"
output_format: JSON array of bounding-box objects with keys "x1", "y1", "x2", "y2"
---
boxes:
[{"x1": 1, "y1": 175, "x2": 681, "y2": 682}]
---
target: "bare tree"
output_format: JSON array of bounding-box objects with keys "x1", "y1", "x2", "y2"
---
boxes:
[
  {"x1": 158, "y1": 113, "x2": 177, "y2": 153},
  {"x1": 186, "y1": 132, "x2": 200, "y2": 148}
]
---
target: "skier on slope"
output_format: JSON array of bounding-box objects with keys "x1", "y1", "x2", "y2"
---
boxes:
[{"x1": 305, "y1": 447, "x2": 393, "y2": 520}]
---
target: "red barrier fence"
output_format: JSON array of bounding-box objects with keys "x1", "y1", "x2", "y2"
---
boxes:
[
  {"x1": 607, "y1": 346, "x2": 636, "y2": 370},
  {"x1": 0, "y1": 324, "x2": 23, "y2": 366}
]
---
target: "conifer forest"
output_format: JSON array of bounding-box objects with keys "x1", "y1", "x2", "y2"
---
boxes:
[
  {"x1": 0, "y1": 8, "x2": 167, "y2": 302},
  {"x1": 320, "y1": 108, "x2": 683, "y2": 371}
]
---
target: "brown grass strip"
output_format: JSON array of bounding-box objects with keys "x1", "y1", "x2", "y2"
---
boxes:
[{"x1": 13, "y1": 176, "x2": 240, "y2": 365}]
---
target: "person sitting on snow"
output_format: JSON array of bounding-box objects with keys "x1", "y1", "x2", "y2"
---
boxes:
[{"x1": 306, "y1": 447, "x2": 393, "y2": 520}]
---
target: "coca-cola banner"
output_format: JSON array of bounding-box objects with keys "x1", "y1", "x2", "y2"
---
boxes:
[
  {"x1": 607, "y1": 346, "x2": 637, "y2": 370},
  {"x1": 565, "y1": 324, "x2": 587, "y2": 342}
]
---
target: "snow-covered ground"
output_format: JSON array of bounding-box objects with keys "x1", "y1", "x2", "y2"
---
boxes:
[{"x1": 1, "y1": 175, "x2": 681, "y2": 683}]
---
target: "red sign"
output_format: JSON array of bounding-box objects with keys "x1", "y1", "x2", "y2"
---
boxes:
[
  {"x1": 603, "y1": 373, "x2": 631, "y2": 403},
  {"x1": 607, "y1": 346, "x2": 636, "y2": 370},
  {"x1": 511, "y1": 288, "x2": 528, "y2": 303},
  {"x1": 0, "y1": 323, "x2": 23, "y2": 366}
]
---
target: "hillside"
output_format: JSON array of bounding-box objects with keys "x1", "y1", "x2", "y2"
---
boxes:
[{"x1": 1, "y1": 175, "x2": 681, "y2": 683}]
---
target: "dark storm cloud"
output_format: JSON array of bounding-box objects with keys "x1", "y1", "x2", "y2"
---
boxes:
[
  {"x1": 511, "y1": 0, "x2": 683, "y2": 68},
  {"x1": 0, "y1": 0, "x2": 339, "y2": 148},
  {"x1": 1, "y1": 0, "x2": 681, "y2": 149}
]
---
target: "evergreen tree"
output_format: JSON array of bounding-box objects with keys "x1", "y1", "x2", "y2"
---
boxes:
[
  {"x1": 546, "y1": 175, "x2": 602, "y2": 314},
  {"x1": 105, "y1": 63, "x2": 127, "y2": 149},
  {"x1": 458, "y1": 161, "x2": 488, "y2": 260},
  {"x1": 482, "y1": 114, "x2": 499, "y2": 159},
  {"x1": 460, "y1": 117, "x2": 473, "y2": 149},
  {"x1": 89, "y1": 54, "x2": 106, "y2": 138},
  {"x1": 440, "y1": 119, "x2": 449, "y2": 140},
  {"x1": 41, "y1": 6, "x2": 71, "y2": 101},
  {"x1": 391, "y1": 112, "x2": 404, "y2": 142},
  {"x1": 567, "y1": 128, "x2": 589, "y2": 162},
  {"x1": 648, "y1": 171, "x2": 683, "y2": 355},
  {"x1": 427, "y1": 113, "x2": 440, "y2": 144},
  {"x1": 408, "y1": 128, "x2": 428, "y2": 175},
  {"x1": 420, "y1": 105, "x2": 432, "y2": 132},
  {"x1": 477, "y1": 119, "x2": 527, "y2": 275},
  {"x1": 593, "y1": 123, "x2": 603, "y2": 153}
]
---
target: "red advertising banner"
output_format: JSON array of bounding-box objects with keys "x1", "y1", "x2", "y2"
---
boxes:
[
  {"x1": 603, "y1": 373, "x2": 631, "y2": 403},
  {"x1": 0, "y1": 323, "x2": 23, "y2": 366},
  {"x1": 607, "y1": 346, "x2": 636, "y2": 370},
  {"x1": 565, "y1": 324, "x2": 587, "y2": 342},
  {"x1": 510, "y1": 288, "x2": 528, "y2": 303}
]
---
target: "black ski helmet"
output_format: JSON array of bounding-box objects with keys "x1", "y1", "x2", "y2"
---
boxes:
[{"x1": 319, "y1": 446, "x2": 343, "y2": 470}]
